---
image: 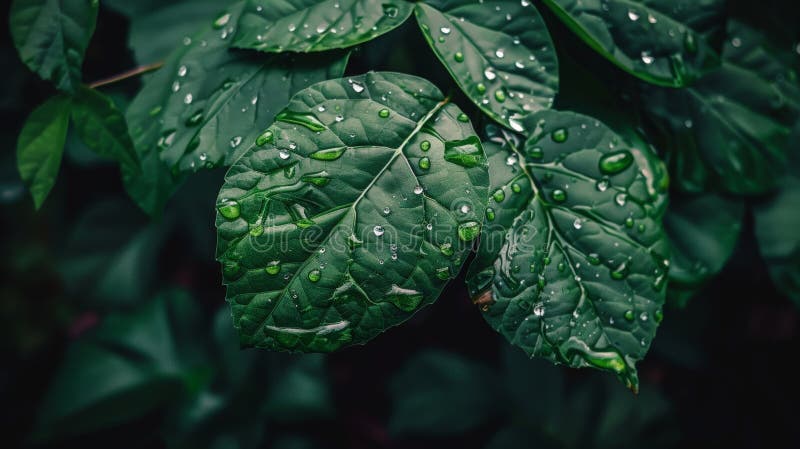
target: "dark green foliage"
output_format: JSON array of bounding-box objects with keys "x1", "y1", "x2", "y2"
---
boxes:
[{"x1": 6, "y1": 0, "x2": 800, "y2": 435}]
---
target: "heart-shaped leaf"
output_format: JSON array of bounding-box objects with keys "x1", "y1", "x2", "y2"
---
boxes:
[
  {"x1": 232, "y1": 0, "x2": 413, "y2": 53},
  {"x1": 216, "y1": 72, "x2": 489, "y2": 351},
  {"x1": 466, "y1": 110, "x2": 669, "y2": 390},
  {"x1": 415, "y1": 0, "x2": 558, "y2": 131}
]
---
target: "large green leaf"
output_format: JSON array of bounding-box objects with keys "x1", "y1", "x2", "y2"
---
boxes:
[
  {"x1": 642, "y1": 20, "x2": 800, "y2": 194},
  {"x1": 124, "y1": 1, "x2": 349, "y2": 215},
  {"x1": 16, "y1": 95, "x2": 71, "y2": 209},
  {"x1": 541, "y1": 0, "x2": 723, "y2": 87},
  {"x1": 232, "y1": 0, "x2": 413, "y2": 53},
  {"x1": 388, "y1": 350, "x2": 500, "y2": 436},
  {"x1": 9, "y1": 0, "x2": 98, "y2": 92},
  {"x1": 754, "y1": 132, "x2": 800, "y2": 307},
  {"x1": 216, "y1": 72, "x2": 489, "y2": 351},
  {"x1": 665, "y1": 193, "x2": 743, "y2": 297},
  {"x1": 466, "y1": 111, "x2": 669, "y2": 390},
  {"x1": 34, "y1": 290, "x2": 204, "y2": 441},
  {"x1": 414, "y1": 0, "x2": 558, "y2": 131},
  {"x1": 70, "y1": 87, "x2": 140, "y2": 172}
]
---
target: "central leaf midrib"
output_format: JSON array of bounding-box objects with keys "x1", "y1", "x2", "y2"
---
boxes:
[{"x1": 251, "y1": 95, "x2": 451, "y2": 336}]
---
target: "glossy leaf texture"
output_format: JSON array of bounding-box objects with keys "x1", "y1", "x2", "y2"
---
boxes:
[
  {"x1": 16, "y1": 95, "x2": 71, "y2": 209},
  {"x1": 216, "y1": 72, "x2": 489, "y2": 351},
  {"x1": 466, "y1": 110, "x2": 670, "y2": 390},
  {"x1": 664, "y1": 193, "x2": 743, "y2": 303},
  {"x1": 641, "y1": 20, "x2": 800, "y2": 195},
  {"x1": 232, "y1": 0, "x2": 413, "y2": 53},
  {"x1": 754, "y1": 131, "x2": 800, "y2": 307},
  {"x1": 9, "y1": 0, "x2": 98, "y2": 92},
  {"x1": 124, "y1": 1, "x2": 348, "y2": 215},
  {"x1": 70, "y1": 87, "x2": 140, "y2": 173},
  {"x1": 541, "y1": 0, "x2": 723, "y2": 87},
  {"x1": 414, "y1": 0, "x2": 558, "y2": 131}
]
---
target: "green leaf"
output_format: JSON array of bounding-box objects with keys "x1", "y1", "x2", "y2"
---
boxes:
[
  {"x1": 414, "y1": 0, "x2": 558, "y2": 131},
  {"x1": 262, "y1": 355, "x2": 334, "y2": 422},
  {"x1": 232, "y1": 0, "x2": 413, "y2": 53},
  {"x1": 388, "y1": 350, "x2": 500, "y2": 436},
  {"x1": 16, "y1": 95, "x2": 71, "y2": 209},
  {"x1": 540, "y1": 0, "x2": 723, "y2": 87},
  {"x1": 642, "y1": 19, "x2": 800, "y2": 194},
  {"x1": 70, "y1": 87, "x2": 140, "y2": 172},
  {"x1": 665, "y1": 193, "x2": 743, "y2": 295},
  {"x1": 754, "y1": 136, "x2": 800, "y2": 306},
  {"x1": 125, "y1": 0, "x2": 236, "y2": 64},
  {"x1": 216, "y1": 72, "x2": 489, "y2": 351},
  {"x1": 34, "y1": 290, "x2": 204, "y2": 441},
  {"x1": 124, "y1": 2, "x2": 349, "y2": 215},
  {"x1": 9, "y1": 0, "x2": 98, "y2": 92},
  {"x1": 466, "y1": 111, "x2": 670, "y2": 390}
]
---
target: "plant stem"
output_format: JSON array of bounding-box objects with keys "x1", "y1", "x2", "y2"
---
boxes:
[{"x1": 88, "y1": 62, "x2": 164, "y2": 89}]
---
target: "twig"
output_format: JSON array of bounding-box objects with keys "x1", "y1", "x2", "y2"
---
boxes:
[{"x1": 88, "y1": 62, "x2": 165, "y2": 89}]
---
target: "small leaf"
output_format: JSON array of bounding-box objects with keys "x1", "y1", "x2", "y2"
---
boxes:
[
  {"x1": 541, "y1": 0, "x2": 723, "y2": 87},
  {"x1": 9, "y1": 0, "x2": 98, "y2": 92},
  {"x1": 466, "y1": 111, "x2": 670, "y2": 390},
  {"x1": 70, "y1": 87, "x2": 140, "y2": 173},
  {"x1": 415, "y1": 0, "x2": 558, "y2": 131},
  {"x1": 232, "y1": 0, "x2": 413, "y2": 53},
  {"x1": 16, "y1": 95, "x2": 71, "y2": 209},
  {"x1": 665, "y1": 193, "x2": 744, "y2": 300},
  {"x1": 641, "y1": 19, "x2": 800, "y2": 194},
  {"x1": 216, "y1": 72, "x2": 489, "y2": 351}
]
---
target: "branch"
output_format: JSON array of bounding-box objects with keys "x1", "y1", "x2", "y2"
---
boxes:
[{"x1": 88, "y1": 62, "x2": 164, "y2": 89}]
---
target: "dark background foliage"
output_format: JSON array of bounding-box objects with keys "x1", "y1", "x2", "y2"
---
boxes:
[{"x1": 2, "y1": 1, "x2": 799, "y2": 448}]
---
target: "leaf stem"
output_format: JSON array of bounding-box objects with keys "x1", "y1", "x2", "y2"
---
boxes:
[{"x1": 88, "y1": 62, "x2": 164, "y2": 89}]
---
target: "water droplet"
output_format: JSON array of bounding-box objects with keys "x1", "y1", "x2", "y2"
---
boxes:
[
  {"x1": 230, "y1": 136, "x2": 242, "y2": 148},
  {"x1": 177, "y1": 65, "x2": 187, "y2": 77},
  {"x1": 378, "y1": 108, "x2": 390, "y2": 118},
  {"x1": 514, "y1": 60, "x2": 524, "y2": 69},
  {"x1": 308, "y1": 269, "x2": 322, "y2": 282},
  {"x1": 511, "y1": 183, "x2": 521, "y2": 193},
  {"x1": 184, "y1": 93, "x2": 193, "y2": 104},
  {"x1": 639, "y1": 312, "x2": 648, "y2": 321},
  {"x1": 419, "y1": 157, "x2": 431, "y2": 170},
  {"x1": 529, "y1": 147, "x2": 543, "y2": 159},
  {"x1": 440, "y1": 26, "x2": 451, "y2": 34},
  {"x1": 265, "y1": 261, "x2": 281, "y2": 275},
  {"x1": 533, "y1": 303, "x2": 545, "y2": 317},
  {"x1": 420, "y1": 140, "x2": 431, "y2": 151},
  {"x1": 599, "y1": 150, "x2": 633, "y2": 175},
  {"x1": 309, "y1": 147, "x2": 346, "y2": 161},
  {"x1": 596, "y1": 179, "x2": 609, "y2": 191},
  {"x1": 373, "y1": 225, "x2": 385, "y2": 236},
  {"x1": 611, "y1": 262, "x2": 629, "y2": 280},
  {"x1": 459, "y1": 204, "x2": 471, "y2": 214},
  {"x1": 276, "y1": 110, "x2": 326, "y2": 132},
  {"x1": 551, "y1": 128, "x2": 568, "y2": 143},
  {"x1": 213, "y1": 12, "x2": 231, "y2": 29},
  {"x1": 486, "y1": 207, "x2": 496, "y2": 221},
  {"x1": 217, "y1": 199, "x2": 240, "y2": 219},
  {"x1": 484, "y1": 68, "x2": 497, "y2": 80},
  {"x1": 573, "y1": 218, "x2": 583, "y2": 229},
  {"x1": 495, "y1": 48, "x2": 505, "y2": 58},
  {"x1": 256, "y1": 130, "x2": 274, "y2": 146},
  {"x1": 476, "y1": 83, "x2": 486, "y2": 94},
  {"x1": 335, "y1": 115, "x2": 344, "y2": 122},
  {"x1": 641, "y1": 51, "x2": 654, "y2": 65},
  {"x1": 551, "y1": 189, "x2": 567, "y2": 202},
  {"x1": 349, "y1": 79, "x2": 365, "y2": 93},
  {"x1": 493, "y1": 189, "x2": 505, "y2": 202},
  {"x1": 624, "y1": 310, "x2": 635, "y2": 321},
  {"x1": 731, "y1": 37, "x2": 742, "y2": 48},
  {"x1": 615, "y1": 192, "x2": 627, "y2": 206},
  {"x1": 625, "y1": 217, "x2": 634, "y2": 228},
  {"x1": 458, "y1": 221, "x2": 481, "y2": 241},
  {"x1": 383, "y1": 4, "x2": 399, "y2": 17},
  {"x1": 494, "y1": 90, "x2": 506, "y2": 102},
  {"x1": 278, "y1": 150, "x2": 290, "y2": 160},
  {"x1": 627, "y1": 9, "x2": 640, "y2": 21},
  {"x1": 185, "y1": 110, "x2": 203, "y2": 126},
  {"x1": 457, "y1": 113, "x2": 469, "y2": 122},
  {"x1": 413, "y1": 185, "x2": 424, "y2": 195},
  {"x1": 439, "y1": 242, "x2": 454, "y2": 256},
  {"x1": 454, "y1": 52, "x2": 464, "y2": 62}
]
